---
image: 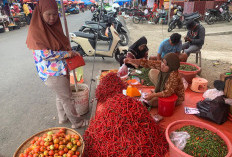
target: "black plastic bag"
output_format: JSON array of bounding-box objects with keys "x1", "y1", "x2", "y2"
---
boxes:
[{"x1": 196, "y1": 96, "x2": 229, "y2": 124}]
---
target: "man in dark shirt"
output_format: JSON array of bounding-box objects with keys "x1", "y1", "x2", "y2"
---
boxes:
[{"x1": 180, "y1": 20, "x2": 205, "y2": 62}]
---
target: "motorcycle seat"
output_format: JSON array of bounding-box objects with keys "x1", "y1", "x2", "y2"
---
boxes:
[
  {"x1": 87, "y1": 24, "x2": 104, "y2": 30},
  {"x1": 183, "y1": 12, "x2": 199, "y2": 17},
  {"x1": 185, "y1": 13, "x2": 200, "y2": 20},
  {"x1": 73, "y1": 31, "x2": 95, "y2": 39}
]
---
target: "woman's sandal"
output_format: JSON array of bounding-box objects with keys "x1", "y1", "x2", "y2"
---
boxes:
[
  {"x1": 71, "y1": 119, "x2": 89, "y2": 129},
  {"x1": 59, "y1": 119, "x2": 68, "y2": 124}
]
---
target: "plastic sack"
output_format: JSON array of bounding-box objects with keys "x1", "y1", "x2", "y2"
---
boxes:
[
  {"x1": 182, "y1": 78, "x2": 188, "y2": 90},
  {"x1": 170, "y1": 131, "x2": 190, "y2": 150},
  {"x1": 117, "y1": 64, "x2": 128, "y2": 77},
  {"x1": 203, "y1": 88, "x2": 224, "y2": 100},
  {"x1": 196, "y1": 96, "x2": 229, "y2": 124}
]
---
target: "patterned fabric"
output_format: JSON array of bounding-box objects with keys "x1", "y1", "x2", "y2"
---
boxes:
[
  {"x1": 157, "y1": 71, "x2": 185, "y2": 105},
  {"x1": 141, "y1": 59, "x2": 185, "y2": 105},
  {"x1": 33, "y1": 50, "x2": 71, "y2": 81}
]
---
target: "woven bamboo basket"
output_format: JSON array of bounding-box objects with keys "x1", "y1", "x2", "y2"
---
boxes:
[{"x1": 13, "y1": 127, "x2": 84, "y2": 157}]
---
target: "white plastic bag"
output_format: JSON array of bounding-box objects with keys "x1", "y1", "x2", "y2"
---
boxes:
[
  {"x1": 203, "y1": 88, "x2": 224, "y2": 100},
  {"x1": 117, "y1": 64, "x2": 128, "y2": 77},
  {"x1": 170, "y1": 131, "x2": 190, "y2": 150},
  {"x1": 182, "y1": 78, "x2": 188, "y2": 90}
]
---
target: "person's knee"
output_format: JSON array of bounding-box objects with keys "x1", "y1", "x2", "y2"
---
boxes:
[{"x1": 179, "y1": 53, "x2": 188, "y2": 62}]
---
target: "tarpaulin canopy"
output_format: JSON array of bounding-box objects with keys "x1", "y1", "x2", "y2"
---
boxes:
[
  {"x1": 81, "y1": 0, "x2": 92, "y2": 5},
  {"x1": 114, "y1": 0, "x2": 131, "y2": 3}
]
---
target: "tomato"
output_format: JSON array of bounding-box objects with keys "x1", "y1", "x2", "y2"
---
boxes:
[
  {"x1": 30, "y1": 140, "x2": 36, "y2": 145},
  {"x1": 65, "y1": 135, "x2": 71, "y2": 141},
  {"x1": 44, "y1": 150, "x2": 49, "y2": 156},
  {"x1": 75, "y1": 135, "x2": 80, "y2": 140},
  {"x1": 54, "y1": 138, "x2": 59, "y2": 144},
  {"x1": 68, "y1": 150, "x2": 74, "y2": 155},
  {"x1": 59, "y1": 145, "x2": 65, "y2": 150},
  {"x1": 33, "y1": 154, "x2": 39, "y2": 157},
  {"x1": 44, "y1": 141, "x2": 49, "y2": 146},
  {"x1": 54, "y1": 144, "x2": 59, "y2": 150},
  {"x1": 48, "y1": 150, "x2": 54, "y2": 156},
  {"x1": 58, "y1": 150, "x2": 65, "y2": 156},
  {"x1": 34, "y1": 147, "x2": 40, "y2": 153},
  {"x1": 39, "y1": 154, "x2": 44, "y2": 157},
  {"x1": 75, "y1": 151, "x2": 80, "y2": 156},
  {"x1": 59, "y1": 140, "x2": 64, "y2": 145},
  {"x1": 76, "y1": 141, "x2": 81, "y2": 147},
  {"x1": 40, "y1": 141, "x2": 45, "y2": 146},
  {"x1": 67, "y1": 142, "x2": 73, "y2": 150},
  {"x1": 19, "y1": 153, "x2": 24, "y2": 157},
  {"x1": 28, "y1": 155, "x2": 33, "y2": 157},
  {"x1": 72, "y1": 140, "x2": 77, "y2": 145},
  {"x1": 67, "y1": 153, "x2": 72, "y2": 157},
  {"x1": 72, "y1": 155, "x2": 78, "y2": 157},
  {"x1": 54, "y1": 153, "x2": 59, "y2": 157},
  {"x1": 63, "y1": 139, "x2": 68, "y2": 145},
  {"x1": 34, "y1": 137, "x2": 39, "y2": 141},
  {"x1": 64, "y1": 147, "x2": 69, "y2": 153}
]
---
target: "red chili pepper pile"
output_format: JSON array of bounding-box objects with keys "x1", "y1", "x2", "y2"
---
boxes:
[
  {"x1": 84, "y1": 94, "x2": 168, "y2": 157},
  {"x1": 95, "y1": 72, "x2": 127, "y2": 103}
]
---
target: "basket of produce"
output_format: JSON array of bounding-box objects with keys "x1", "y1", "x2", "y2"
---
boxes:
[
  {"x1": 14, "y1": 127, "x2": 84, "y2": 157},
  {"x1": 178, "y1": 62, "x2": 201, "y2": 84},
  {"x1": 165, "y1": 120, "x2": 232, "y2": 157}
]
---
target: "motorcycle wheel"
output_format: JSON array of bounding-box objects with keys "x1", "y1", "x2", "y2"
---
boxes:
[
  {"x1": 226, "y1": 14, "x2": 231, "y2": 22},
  {"x1": 153, "y1": 16, "x2": 159, "y2": 24},
  {"x1": 168, "y1": 21, "x2": 176, "y2": 32},
  {"x1": 132, "y1": 16, "x2": 140, "y2": 24},
  {"x1": 72, "y1": 46, "x2": 85, "y2": 56},
  {"x1": 114, "y1": 48, "x2": 121, "y2": 63},
  {"x1": 119, "y1": 32, "x2": 129, "y2": 46},
  {"x1": 205, "y1": 15, "x2": 214, "y2": 25}
]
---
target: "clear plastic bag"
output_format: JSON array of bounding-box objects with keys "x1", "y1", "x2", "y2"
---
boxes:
[
  {"x1": 182, "y1": 78, "x2": 188, "y2": 90},
  {"x1": 117, "y1": 64, "x2": 128, "y2": 77},
  {"x1": 170, "y1": 131, "x2": 190, "y2": 150}
]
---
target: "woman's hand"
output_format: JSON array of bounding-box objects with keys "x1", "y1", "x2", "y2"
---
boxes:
[
  {"x1": 68, "y1": 51, "x2": 81, "y2": 57},
  {"x1": 124, "y1": 58, "x2": 140, "y2": 68},
  {"x1": 144, "y1": 93, "x2": 156, "y2": 101}
]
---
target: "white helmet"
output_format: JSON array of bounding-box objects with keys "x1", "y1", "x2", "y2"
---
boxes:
[{"x1": 112, "y1": 3, "x2": 120, "y2": 12}]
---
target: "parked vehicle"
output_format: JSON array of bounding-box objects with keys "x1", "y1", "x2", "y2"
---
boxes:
[
  {"x1": 80, "y1": 11, "x2": 129, "y2": 46},
  {"x1": 132, "y1": 10, "x2": 157, "y2": 24},
  {"x1": 205, "y1": 2, "x2": 231, "y2": 25},
  {"x1": 70, "y1": 25, "x2": 122, "y2": 62},
  {"x1": 65, "y1": 6, "x2": 79, "y2": 14},
  {"x1": 168, "y1": 6, "x2": 201, "y2": 32}
]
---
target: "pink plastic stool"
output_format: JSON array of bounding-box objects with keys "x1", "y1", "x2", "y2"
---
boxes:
[{"x1": 190, "y1": 77, "x2": 208, "y2": 93}]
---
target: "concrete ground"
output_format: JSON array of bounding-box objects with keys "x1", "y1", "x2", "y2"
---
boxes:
[{"x1": 0, "y1": 11, "x2": 120, "y2": 157}]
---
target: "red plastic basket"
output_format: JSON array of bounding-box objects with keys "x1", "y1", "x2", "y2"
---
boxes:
[
  {"x1": 178, "y1": 62, "x2": 201, "y2": 84},
  {"x1": 165, "y1": 120, "x2": 232, "y2": 157}
]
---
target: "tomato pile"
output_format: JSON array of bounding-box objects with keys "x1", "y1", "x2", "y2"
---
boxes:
[{"x1": 19, "y1": 128, "x2": 82, "y2": 157}]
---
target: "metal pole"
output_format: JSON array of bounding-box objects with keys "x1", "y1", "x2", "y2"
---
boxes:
[
  {"x1": 168, "y1": 0, "x2": 172, "y2": 24},
  {"x1": 60, "y1": 0, "x2": 78, "y2": 92}
]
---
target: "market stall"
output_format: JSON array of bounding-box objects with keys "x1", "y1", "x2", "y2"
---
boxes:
[{"x1": 87, "y1": 66, "x2": 232, "y2": 157}]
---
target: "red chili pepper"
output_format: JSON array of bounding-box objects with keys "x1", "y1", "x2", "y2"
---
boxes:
[{"x1": 84, "y1": 94, "x2": 168, "y2": 156}]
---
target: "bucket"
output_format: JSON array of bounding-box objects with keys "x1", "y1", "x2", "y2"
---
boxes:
[
  {"x1": 158, "y1": 94, "x2": 178, "y2": 117},
  {"x1": 178, "y1": 62, "x2": 201, "y2": 84},
  {"x1": 165, "y1": 120, "x2": 232, "y2": 157},
  {"x1": 71, "y1": 84, "x2": 89, "y2": 116}
]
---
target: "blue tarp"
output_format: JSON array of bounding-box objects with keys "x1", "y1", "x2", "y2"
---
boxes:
[
  {"x1": 114, "y1": 0, "x2": 131, "y2": 3},
  {"x1": 81, "y1": 0, "x2": 92, "y2": 5}
]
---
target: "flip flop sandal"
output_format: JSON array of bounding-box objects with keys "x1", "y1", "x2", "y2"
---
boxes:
[{"x1": 71, "y1": 119, "x2": 89, "y2": 129}]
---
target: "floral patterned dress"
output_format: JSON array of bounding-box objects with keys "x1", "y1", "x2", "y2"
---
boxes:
[{"x1": 33, "y1": 50, "x2": 71, "y2": 81}]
